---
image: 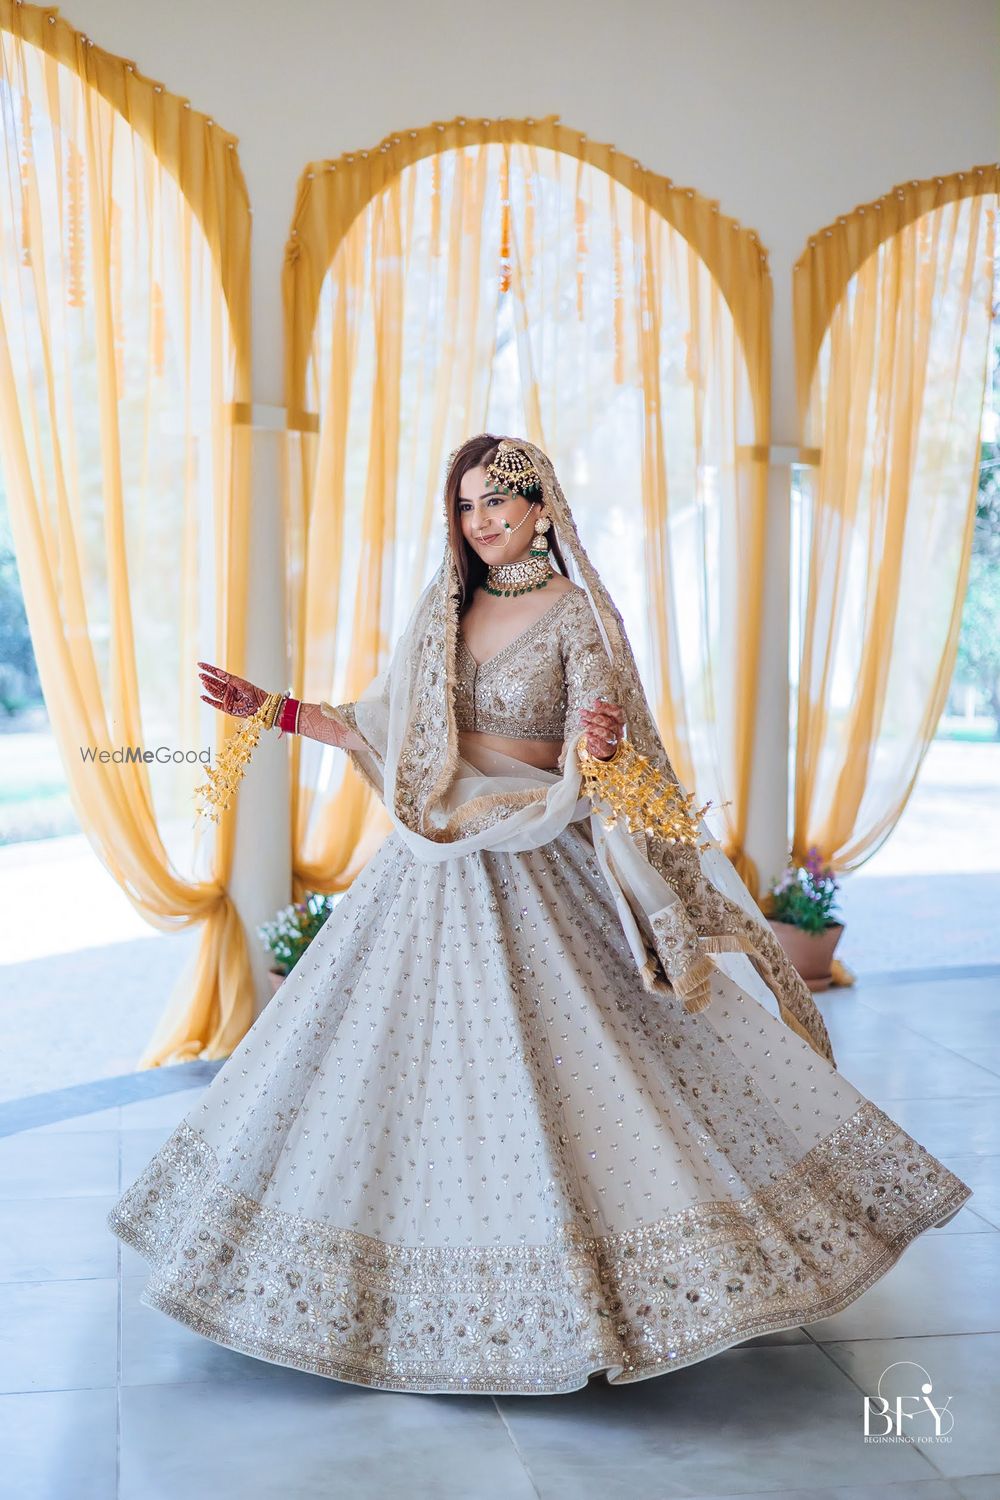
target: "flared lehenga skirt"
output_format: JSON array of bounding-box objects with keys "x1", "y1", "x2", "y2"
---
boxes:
[{"x1": 107, "y1": 818, "x2": 973, "y2": 1396}]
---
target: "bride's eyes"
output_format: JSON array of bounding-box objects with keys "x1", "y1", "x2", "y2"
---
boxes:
[{"x1": 459, "y1": 494, "x2": 507, "y2": 512}]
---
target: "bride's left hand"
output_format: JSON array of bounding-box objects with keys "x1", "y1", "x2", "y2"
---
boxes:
[{"x1": 581, "y1": 696, "x2": 625, "y2": 760}]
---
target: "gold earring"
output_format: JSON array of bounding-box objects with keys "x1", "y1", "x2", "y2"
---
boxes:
[{"x1": 530, "y1": 511, "x2": 550, "y2": 558}]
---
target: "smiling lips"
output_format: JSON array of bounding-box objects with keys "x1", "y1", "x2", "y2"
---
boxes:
[{"x1": 478, "y1": 533, "x2": 502, "y2": 544}]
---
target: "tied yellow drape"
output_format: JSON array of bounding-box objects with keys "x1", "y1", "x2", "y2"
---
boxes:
[
  {"x1": 0, "y1": 1, "x2": 254, "y2": 1065},
  {"x1": 283, "y1": 115, "x2": 771, "y2": 900},
  {"x1": 792, "y1": 165, "x2": 998, "y2": 871}
]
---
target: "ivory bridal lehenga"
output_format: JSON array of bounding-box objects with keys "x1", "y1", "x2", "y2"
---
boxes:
[{"x1": 107, "y1": 436, "x2": 972, "y2": 1395}]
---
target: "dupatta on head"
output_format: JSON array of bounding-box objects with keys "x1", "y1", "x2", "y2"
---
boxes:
[{"x1": 323, "y1": 436, "x2": 835, "y2": 1066}]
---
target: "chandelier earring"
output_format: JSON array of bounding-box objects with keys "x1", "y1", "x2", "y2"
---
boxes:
[{"x1": 530, "y1": 510, "x2": 551, "y2": 559}]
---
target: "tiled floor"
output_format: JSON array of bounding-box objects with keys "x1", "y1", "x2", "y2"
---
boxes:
[{"x1": 0, "y1": 975, "x2": 998, "y2": 1499}]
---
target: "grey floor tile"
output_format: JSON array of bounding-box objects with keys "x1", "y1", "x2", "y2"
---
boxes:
[
  {"x1": 496, "y1": 1343, "x2": 943, "y2": 1498},
  {"x1": 121, "y1": 1376, "x2": 536, "y2": 1500},
  {"x1": 927, "y1": 1205, "x2": 996, "y2": 1236},
  {"x1": 936, "y1": 1156, "x2": 1000, "y2": 1230},
  {"x1": 704, "y1": 1485, "x2": 960, "y2": 1500},
  {"x1": 866, "y1": 1097, "x2": 1000, "y2": 1158},
  {"x1": 121, "y1": 1275, "x2": 287, "y2": 1388},
  {"x1": 822, "y1": 1003, "x2": 939, "y2": 1055},
  {"x1": 803, "y1": 1234, "x2": 999, "y2": 1342},
  {"x1": 822, "y1": 1332, "x2": 1000, "y2": 1480},
  {"x1": 0, "y1": 1277, "x2": 118, "y2": 1393},
  {"x1": 0, "y1": 1195, "x2": 119, "y2": 1282},
  {"x1": 0, "y1": 1129, "x2": 119, "y2": 1198},
  {"x1": 0, "y1": 1386, "x2": 118, "y2": 1500},
  {"x1": 120, "y1": 1127, "x2": 177, "y2": 1190},
  {"x1": 26, "y1": 1104, "x2": 123, "y2": 1134},
  {"x1": 834, "y1": 1049, "x2": 1000, "y2": 1106},
  {"x1": 952, "y1": 1478, "x2": 1000, "y2": 1498},
  {"x1": 854, "y1": 973, "x2": 999, "y2": 1007},
  {"x1": 122, "y1": 1239, "x2": 153, "y2": 1277},
  {"x1": 856, "y1": 980, "x2": 998, "y2": 1053},
  {"x1": 118, "y1": 1087, "x2": 207, "y2": 1131},
  {"x1": 0, "y1": 929, "x2": 199, "y2": 1103},
  {"x1": 949, "y1": 1046, "x2": 1000, "y2": 1079}
]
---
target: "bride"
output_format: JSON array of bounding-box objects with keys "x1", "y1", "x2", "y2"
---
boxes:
[{"x1": 108, "y1": 433, "x2": 972, "y2": 1395}]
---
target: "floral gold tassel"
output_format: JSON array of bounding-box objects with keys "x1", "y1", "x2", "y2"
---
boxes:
[
  {"x1": 194, "y1": 691, "x2": 284, "y2": 824},
  {"x1": 577, "y1": 735, "x2": 718, "y2": 851}
]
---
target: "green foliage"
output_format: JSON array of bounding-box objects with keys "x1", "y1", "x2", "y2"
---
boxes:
[
  {"x1": 766, "y1": 846, "x2": 843, "y2": 935},
  {"x1": 0, "y1": 530, "x2": 41, "y2": 711},
  {"x1": 955, "y1": 416, "x2": 1000, "y2": 732},
  {"x1": 257, "y1": 892, "x2": 335, "y2": 976}
]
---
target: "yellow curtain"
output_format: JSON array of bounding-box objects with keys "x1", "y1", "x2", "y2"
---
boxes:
[
  {"x1": 282, "y1": 140, "x2": 498, "y2": 895},
  {"x1": 0, "y1": 1, "x2": 254, "y2": 1065},
  {"x1": 283, "y1": 115, "x2": 771, "y2": 897},
  {"x1": 792, "y1": 165, "x2": 998, "y2": 871}
]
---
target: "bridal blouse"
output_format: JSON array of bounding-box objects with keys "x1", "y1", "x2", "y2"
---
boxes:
[{"x1": 454, "y1": 587, "x2": 615, "y2": 764}]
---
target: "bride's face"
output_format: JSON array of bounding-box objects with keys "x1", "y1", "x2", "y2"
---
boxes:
[{"x1": 457, "y1": 463, "x2": 541, "y2": 566}]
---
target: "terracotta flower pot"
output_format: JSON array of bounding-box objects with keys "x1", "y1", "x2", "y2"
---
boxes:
[
  {"x1": 767, "y1": 919, "x2": 845, "y2": 992},
  {"x1": 268, "y1": 968, "x2": 286, "y2": 995}
]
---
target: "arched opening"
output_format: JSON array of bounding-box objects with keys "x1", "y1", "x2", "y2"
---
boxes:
[
  {"x1": 284, "y1": 118, "x2": 771, "y2": 897},
  {"x1": 791, "y1": 170, "x2": 1000, "y2": 974}
]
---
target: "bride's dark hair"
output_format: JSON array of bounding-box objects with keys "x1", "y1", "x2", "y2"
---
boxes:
[{"x1": 444, "y1": 433, "x2": 569, "y2": 612}]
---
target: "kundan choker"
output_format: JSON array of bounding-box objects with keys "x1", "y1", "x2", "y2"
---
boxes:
[{"x1": 484, "y1": 555, "x2": 554, "y2": 596}]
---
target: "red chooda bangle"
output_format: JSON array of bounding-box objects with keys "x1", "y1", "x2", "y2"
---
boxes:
[{"x1": 278, "y1": 695, "x2": 300, "y2": 735}]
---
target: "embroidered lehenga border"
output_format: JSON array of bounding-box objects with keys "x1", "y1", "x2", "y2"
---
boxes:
[{"x1": 108, "y1": 1099, "x2": 970, "y2": 1395}]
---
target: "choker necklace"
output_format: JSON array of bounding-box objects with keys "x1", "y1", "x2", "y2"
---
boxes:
[{"x1": 484, "y1": 554, "x2": 554, "y2": 596}]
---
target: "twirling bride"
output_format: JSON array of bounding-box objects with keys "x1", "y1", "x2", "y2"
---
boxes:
[{"x1": 107, "y1": 433, "x2": 972, "y2": 1395}]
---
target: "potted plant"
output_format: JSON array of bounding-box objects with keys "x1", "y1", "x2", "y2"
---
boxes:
[
  {"x1": 763, "y1": 846, "x2": 845, "y2": 992},
  {"x1": 257, "y1": 892, "x2": 335, "y2": 994}
]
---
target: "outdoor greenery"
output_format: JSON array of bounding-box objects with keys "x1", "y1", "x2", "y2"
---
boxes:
[
  {"x1": 955, "y1": 339, "x2": 1000, "y2": 735},
  {"x1": 0, "y1": 505, "x2": 40, "y2": 714}
]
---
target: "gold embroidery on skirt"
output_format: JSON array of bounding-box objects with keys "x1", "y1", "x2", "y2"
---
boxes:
[{"x1": 108, "y1": 1104, "x2": 972, "y2": 1395}]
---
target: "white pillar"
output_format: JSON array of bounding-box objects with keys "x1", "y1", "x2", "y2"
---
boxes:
[
  {"x1": 227, "y1": 408, "x2": 291, "y2": 1020},
  {"x1": 743, "y1": 247, "x2": 803, "y2": 903},
  {"x1": 223, "y1": 181, "x2": 295, "y2": 1020},
  {"x1": 743, "y1": 453, "x2": 793, "y2": 899}
]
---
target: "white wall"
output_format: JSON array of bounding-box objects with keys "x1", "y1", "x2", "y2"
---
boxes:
[
  {"x1": 68, "y1": 0, "x2": 999, "y2": 415},
  {"x1": 62, "y1": 0, "x2": 1000, "y2": 977}
]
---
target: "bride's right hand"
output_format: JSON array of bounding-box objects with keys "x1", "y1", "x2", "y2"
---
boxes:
[{"x1": 197, "y1": 660, "x2": 267, "y2": 719}]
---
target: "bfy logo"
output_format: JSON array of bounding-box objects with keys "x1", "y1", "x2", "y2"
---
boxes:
[{"x1": 863, "y1": 1361, "x2": 954, "y2": 1443}]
